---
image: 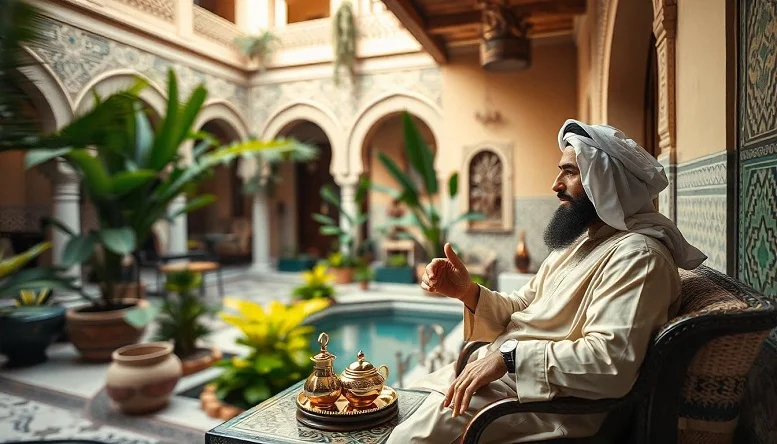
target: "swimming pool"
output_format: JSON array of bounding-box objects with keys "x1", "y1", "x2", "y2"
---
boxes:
[{"x1": 303, "y1": 301, "x2": 463, "y2": 386}]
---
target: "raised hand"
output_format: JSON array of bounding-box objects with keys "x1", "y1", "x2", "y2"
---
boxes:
[{"x1": 420, "y1": 243, "x2": 478, "y2": 307}]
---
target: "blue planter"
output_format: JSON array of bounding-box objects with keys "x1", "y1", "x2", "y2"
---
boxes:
[
  {"x1": 374, "y1": 266, "x2": 416, "y2": 284},
  {"x1": 0, "y1": 306, "x2": 66, "y2": 368},
  {"x1": 277, "y1": 257, "x2": 317, "y2": 272}
]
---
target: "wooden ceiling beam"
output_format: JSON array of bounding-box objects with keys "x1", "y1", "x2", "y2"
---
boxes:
[
  {"x1": 380, "y1": 0, "x2": 448, "y2": 63},
  {"x1": 426, "y1": 0, "x2": 586, "y2": 35}
]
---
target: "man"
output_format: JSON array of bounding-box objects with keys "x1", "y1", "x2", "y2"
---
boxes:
[{"x1": 386, "y1": 120, "x2": 707, "y2": 443}]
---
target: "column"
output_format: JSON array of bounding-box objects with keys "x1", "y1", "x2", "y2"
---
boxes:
[
  {"x1": 339, "y1": 180, "x2": 357, "y2": 254},
  {"x1": 51, "y1": 166, "x2": 81, "y2": 282},
  {"x1": 653, "y1": 0, "x2": 677, "y2": 222},
  {"x1": 236, "y1": 0, "x2": 273, "y2": 32},
  {"x1": 251, "y1": 188, "x2": 272, "y2": 272},
  {"x1": 167, "y1": 195, "x2": 188, "y2": 256},
  {"x1": 274, "y1": 0, "x2": 287, "y2": 27},
  {"x1": 175, "y1": 0, "x2": 193, "y2": 38}
]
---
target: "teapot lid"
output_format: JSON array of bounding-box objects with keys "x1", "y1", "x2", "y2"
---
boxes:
[
  {"x1": 345, "y1": 350, "x2": 375, "y2": 372},
  {"x1": 311, "y1": 332, "x2": 336, "y2": 363}
]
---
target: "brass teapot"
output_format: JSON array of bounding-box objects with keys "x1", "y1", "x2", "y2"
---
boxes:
[
  {"x1": 339, "y1": 350, "x2": 389, "y2": 408},
  {"x1": 303, "y1": 333, "x2": 342, "y2": 409}
]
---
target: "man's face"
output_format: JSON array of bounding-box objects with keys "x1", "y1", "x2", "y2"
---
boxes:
[{"x1": 543, "y1": 146, "x2": 599, "y2": 250}]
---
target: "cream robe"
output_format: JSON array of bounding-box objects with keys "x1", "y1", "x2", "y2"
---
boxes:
[{"x1": 387, "y1": 225, "x2": 682, "y2": 444}]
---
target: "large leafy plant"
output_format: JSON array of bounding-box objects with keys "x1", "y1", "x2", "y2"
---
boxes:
[
  {"x1": 312, "y1": 177, "x2": 370, "y2": 264},
  {"x1": 0, "y1": 241, "x2": 78, "y2": 299},
  {"x1": 23, "y1": 71, "x2": 305, "y2": 308},
  {"x1": 213, "y1": 298, "x2": 330, "y2": 408},
  {"x1": 153, "y1": 269, "x2": 213, "y2": 359},
  {"x1": 375, "y1": 112, "x2": 484, "y2": 261}
]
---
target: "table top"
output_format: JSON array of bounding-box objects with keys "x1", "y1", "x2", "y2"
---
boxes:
[
  {"x1": 205, "y1": 380, "x2": 430, "y2": 444},
  {"x1": 160, "y1": 261, "x2": 220, "y2": 273}
]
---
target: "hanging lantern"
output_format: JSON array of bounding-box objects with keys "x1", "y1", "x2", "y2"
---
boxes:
[{"x1": 479, "y1": 1, "x2": 531, "y2": 71}]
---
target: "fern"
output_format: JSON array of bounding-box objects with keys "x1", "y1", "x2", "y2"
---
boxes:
[{"x1": 332, "y1": 0, "x2": 357, "y2": 85}]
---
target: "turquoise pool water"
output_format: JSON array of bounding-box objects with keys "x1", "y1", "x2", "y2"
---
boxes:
[{"x1": 306, "y1": 309, "x2": 461, "y2": 386}]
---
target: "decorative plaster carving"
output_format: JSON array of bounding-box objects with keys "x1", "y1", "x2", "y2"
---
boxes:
[
  {"x1": 125, "y1": 0, "x2": 175, "y2": 23},
  {"x1": 193, "y1": 5, "x2": 243, "y2": 47},
  {"x1": 460, "y1": 141, "x2": 514, "y2": 232},
  {"x1": 653, "y1": 0, "x2": 677, "y2": 222}
]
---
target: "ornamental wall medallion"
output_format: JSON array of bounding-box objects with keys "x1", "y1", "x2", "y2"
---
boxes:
[{"x1": 461, "y1": 141, "x2": 514, "y2": 232}]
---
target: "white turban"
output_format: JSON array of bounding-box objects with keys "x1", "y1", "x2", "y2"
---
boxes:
[{"x1": 557, "y1": 119, "x2": 707, "y2": 270}]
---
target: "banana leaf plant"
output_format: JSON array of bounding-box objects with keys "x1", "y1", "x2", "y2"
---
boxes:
[
  {"x1": 311, "y1": 176, "x2": 370, "y2": 264},
  {"x1": 374, "y1": 111, "x2": 484, "y2": 261},
  {"x1": 24, "y1": 70, "x2": 307, "y2": 310}
]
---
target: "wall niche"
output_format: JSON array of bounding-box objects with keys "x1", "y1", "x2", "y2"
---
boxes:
[{"x1": 461, "y1": 141, "x2": 514, "y2": 232}]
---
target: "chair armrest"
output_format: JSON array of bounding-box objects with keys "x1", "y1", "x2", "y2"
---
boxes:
[
  {"x1": 461, "y1": 396, "x2": 629, "y2": 444},
  {"x1": 455, "y1": 342, "x2": 490, "y2": 376}
]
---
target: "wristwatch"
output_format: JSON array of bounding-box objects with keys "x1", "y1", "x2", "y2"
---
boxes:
[{"x1": 499, "y1": 339, "x2": 518, "y2": 374}]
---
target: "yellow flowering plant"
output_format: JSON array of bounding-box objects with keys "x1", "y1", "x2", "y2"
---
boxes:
[
  {"x1": 292, "y1": 264, "x2": 335, "y2": 300},
  {"x1": 211, "y1": 297, "x2": 330, "y2": 408}
]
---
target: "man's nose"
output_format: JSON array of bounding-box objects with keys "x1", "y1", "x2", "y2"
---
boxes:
[{"x1": 552, "y1": 178, "x2": 564, "y2": 193}]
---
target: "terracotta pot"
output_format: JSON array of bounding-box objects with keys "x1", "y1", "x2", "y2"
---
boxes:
[
  {"x1": 359, "y1": 281, "x2": 369, "y2": 291},
  {"x1": 66, "y1": 299, "x2": 148, "y2": 362},
  {"x1": 180, "y1": 347, "x2": 222, "y2": 377},
  {"x1": 332, "y1": 267, "x2": 354, "y2": 284},
  {"x1": 105, "y1": 342, "x2": 182, "y2": 415},
  {"x1": 200, "y1": 384, "x2": 245, "y2": 420},
  {"x1": 113, "y1": 282, "x2": 147, "y2": 300},
  {"x1": 514, "y1": 230, "x2": 531, "y2": 273}
]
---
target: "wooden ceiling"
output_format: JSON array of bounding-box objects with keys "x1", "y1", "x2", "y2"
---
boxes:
[{"x1": 380, "y1": 0, "x2": 587, "y2": 63}]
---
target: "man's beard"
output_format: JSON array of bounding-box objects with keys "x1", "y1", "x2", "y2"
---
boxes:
[{"x1": 543, "y1": 192, "x2": 599, "y2": 250}]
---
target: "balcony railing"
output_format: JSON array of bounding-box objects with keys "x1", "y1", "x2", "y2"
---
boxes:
[
  {"x1": 124, "y1": 0, "x2": 175, "y2": 23},
  {"x1": 193, "y1": 4, "x2": 244, "y2": 48}
]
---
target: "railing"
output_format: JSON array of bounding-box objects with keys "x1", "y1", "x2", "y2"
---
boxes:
[
  {"x1": 124, "y1": 0, "x2": 175, "y2": 23},
  {"x1": 193, "y1": 4, "x2": 245, "y2": 48}
]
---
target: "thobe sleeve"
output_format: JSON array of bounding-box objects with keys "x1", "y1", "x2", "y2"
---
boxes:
[
  {"x1": 463, "y1": 266, "x2": 543, "y2": 342},
  {"x1": 512, "y1": 245, "x2": 678, "y2": 402}
]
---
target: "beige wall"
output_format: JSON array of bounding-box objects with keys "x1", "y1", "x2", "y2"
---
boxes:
[
  {"x1": 676, "y1": 0, "x2": 728, "y2": 163},
  {"x1": 440, "y1": 42, "x2": 578, "y2": 197}
]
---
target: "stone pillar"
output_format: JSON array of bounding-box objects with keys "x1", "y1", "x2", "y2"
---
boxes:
[
  {"x1": 51, "y1": 165, "x2": 81, "y2": 282},
  {"x1": 274, "y1": 0, "x2": 287, "y2": 27},
  {"x1": 339, "y1": 179, "x2": 358, "y2": 254},
  {"x1": 167, "y1": 195, "x2": 188, "y2": 256},
  {"x1": 653, "y1": 0, "x2": 677, "y2": 221},
  {"x1": 331, "y1": 0, "x2": 343, "y2": 16},
  {"x1": 251, "y1": 188, "x2": 272, "y2": 272},
  {"x1": 236, "y1": 0, "x2": 272, "y2": 32},
  {"x1": 176, "y1": 0, "x2": 193, "y2": 37}
]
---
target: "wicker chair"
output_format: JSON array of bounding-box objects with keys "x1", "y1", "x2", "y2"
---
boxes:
[{"x1": 457, "y1": 265, "x2": 777, "y2": 444}]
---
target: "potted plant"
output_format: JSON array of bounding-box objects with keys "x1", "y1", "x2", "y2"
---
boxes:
[
  {"x1": 292, "y1": 264, "x2": 335, "y2": 301},
  {"x1": 0, "y1": 241, "x2": 78, "y2": 367},
  {"x1": 20, "y1": 71, "x2": 306, "y2": 362},
  {"x1": 153, "y1": 269, "x2": 220, "y2": 376},
  {"x1": 375, "y1": 112, "x2": 485, "y2": 279},
  {"x1": 201, "y1": 298, "x2": 331, "y2": 420},
  {"x1": 277, "y1": 246, "x2": 318, "y2": 272},
  {"x1": 374, "y1": 253, "x2": 415, "y2": 284},
  {"x1": 312, "y1": 177, "x2": 370, "y2": 284},
  {"x1": 354, "y1": 264, "x2": 374, "y2": 291},
  {"x1": 233, "y1": 30, "x2": 279, "y2": 71}
]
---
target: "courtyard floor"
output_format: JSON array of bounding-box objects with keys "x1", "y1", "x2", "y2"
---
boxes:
[{"x1": 0, "y1": 266, "x2": 463, "y2": 443}]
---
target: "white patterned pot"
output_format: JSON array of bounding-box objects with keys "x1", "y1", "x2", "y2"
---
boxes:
[{"x1": 105, "y1": 342, "x2": 182, "y2": 414}]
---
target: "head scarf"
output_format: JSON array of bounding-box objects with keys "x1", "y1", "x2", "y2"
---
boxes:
[{"x1": 557, "y1": 119, "x2": 707, "y2": 270}]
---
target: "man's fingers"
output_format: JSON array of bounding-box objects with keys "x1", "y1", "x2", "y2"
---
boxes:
[
  {"x1": 451, "y1": 375, "x2": 471, "y2": 417},
  {"x1": 460, "y1": 383, "x2": 477, "y2": 415},
  {"x1": 444, "y1": 243, "x2": 466, "y2": 270},
  {"x1": 426, "y1": 258, "x2": 444, "y2": 279},
  {"x1": 443, "y1": 378, "x2": 457, "y2": 407}
]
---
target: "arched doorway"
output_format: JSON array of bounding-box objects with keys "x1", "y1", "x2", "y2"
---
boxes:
[
  {"x1": 0, "y1": 82, "x2": 55, "y2": 266},
  {"x1": 187, "y1": 118, "x2": 249, "y2": 262},
  {"x1": 274, "y1": 120, "x2": 338, "y2": 259},
  {"x1": 605, "y1": 0, "x2": 656, "y2": 155},
  {"x1": 360, "y1": 113, "x2": 437, "y2": 255}
]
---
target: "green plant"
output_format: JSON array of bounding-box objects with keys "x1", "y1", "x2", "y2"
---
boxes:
[
  {"x1": 385, "y1": 254, "x2": 409, "y2": 268},
  {"x1": 375, "y1": 112, "x2": 485, "y2": 261},
  {"x1": 332, "y1": 0, "x2": 357, "y2": 85},
  {"x1": 312, "y1": 177, "x2": 370, "y2": 262},
  {"x1": 13, "y1": 288, "x2": 51, "y2": 307},
  {"x1": 213, "y1": 298, "x2": 331, "y2": 408},
  {"x1": 0, "y1": 241, "x2": 78, "y2": 299},
  {"x1": 292, "y1": 264, "x2": 335, "y2": 300},
  {"x1": 152, "y1": 269, "x2": 212, "y2": 359},
  {"x1": 233, "y1": 31, "x2": 279, "y2": 70},
  {"x1": 240, "y1": 138, "x2": 318, "y2": 197},
  {"x1": 354, "y1": 264, "x2": 374, "y2": 282},
  {"x1": 22, "y1": 71, "x2": 304, "y2": 310}
]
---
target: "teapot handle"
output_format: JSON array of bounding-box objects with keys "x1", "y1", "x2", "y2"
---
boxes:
[{"x1": 378, "y1": 365, "x2": 389, "y2": 380}]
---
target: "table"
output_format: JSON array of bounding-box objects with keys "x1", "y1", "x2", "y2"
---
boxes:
[{"x1": 205, "y1": 380, "x2": 431, "y2": 444}]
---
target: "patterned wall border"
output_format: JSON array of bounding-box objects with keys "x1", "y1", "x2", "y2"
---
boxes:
[
  {"x1": 30, "y1": 16, "x2": 249, "y2": 117},
  {"x1": 675, "y1": 151, "x2": 728, "y2": 273},
  {"x1": 658, "y1": 153, "x2": 676, "y2": 222}
]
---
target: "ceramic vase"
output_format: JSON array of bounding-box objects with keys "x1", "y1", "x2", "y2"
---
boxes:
[
  {"x1": 514, "y1": 231, "x2": 530, "y2": 273},
  {"x1": 105, "y1": 342, "x2": 182, "y2": 414}
]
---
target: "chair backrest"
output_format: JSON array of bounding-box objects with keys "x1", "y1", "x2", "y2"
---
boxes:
[{"x1": 669, "y1": 267, "x2": 775, "y2": 444}]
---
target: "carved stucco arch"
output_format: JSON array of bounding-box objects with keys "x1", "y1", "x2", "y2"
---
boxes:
[
  {"x1": 194, "y1": 100, "x2": 250, "y2": 141},
  {"x1": 260, "y1": 101, "x2": 344, "y2": 176},
  {"x1": 347, "y1": 92, "x2": 444, "y2": 179},
  {"x1": 73, "y1": 70, "x2": 167, "y2": 117},
  {"x1": 17, "y1": 48, "x2": 74, "y2": 131}
]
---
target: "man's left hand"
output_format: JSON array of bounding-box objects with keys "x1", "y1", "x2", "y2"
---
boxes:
[{"x1": 444, "y1": 350, "x2": 507, "y2": 417}]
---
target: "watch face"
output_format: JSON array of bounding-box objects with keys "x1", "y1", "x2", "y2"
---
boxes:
[{"x1": 500, "y1": 339, "x2": 518, "y2": 353}]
